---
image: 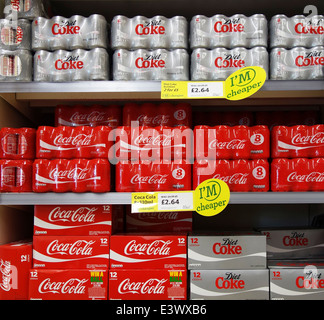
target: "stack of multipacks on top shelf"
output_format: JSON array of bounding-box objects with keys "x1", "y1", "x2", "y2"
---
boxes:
[
  {"x1": 0, "y1": 0, "x2": 47, "y2": 82},
  {"x1": 260, "y1": 228, "x2": 324, "y2": 300}
]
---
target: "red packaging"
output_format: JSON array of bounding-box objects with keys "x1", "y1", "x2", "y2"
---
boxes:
[
  {"x1": 123, "y1": 102, "x2": 192, "y2": 127},
  {"x1": 33, "y1": 158, "x2": 110, "y2": 193},
  {"x1": 0, "y1": 160, "x2": 33, "y2": 192},
  {"x1": 194, "y1": 125, "x2": 270, "y2": 160},
  {"x1": 29, "y1": 269, "x2": 108, "y2": 300},
  {"x1": 125, "y1": 208, "x2": 192, "y2": 233},
  {"x1": 0, "y1": 128, "x2": 36, "y2": 160},
  {"x1": 272, "y1": 125, "x2": 324, "y2": 158},
  {"x1": 0, "y1": 241, "x2": 32, "y2": 300},
  {"x1": 115, "y1": 125, "x2": 192, "y2": 160},
  {"x1": 271, "y1": 158, "x2": 324, "y2": 192},
  {"x1": 110, "y1": 234, "x2": 187, "y2": 269},
  {"x1": 115, "y1": 159, "x2": 191, "y2": 192},
  {"x1": 109, "y1": 269, "x2": 187, "y2": 300},
  {"x1": 34, "y1": 205, "x2": 115, "y2": 236},
  {"x1": 33, "y1": 235, "x2": 110, "y2": 269},
  {"x1": 55, "y1": 104, "x2": 122, "y2": 128},
  {"x1": 193, "y1": 110, "x2": 254, "y2": 127},
  {"x1": 193, "y1": 159, "x2": 269, "y2": 192},
  {"x1": 36, "y1": 126, "x2": 112, "y2": 159}
]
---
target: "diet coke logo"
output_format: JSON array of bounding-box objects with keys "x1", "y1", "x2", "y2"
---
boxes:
[
  {"x1": 124, "y1": 240, "x2": 172, "y2": 256},
  {"x1": 215, "y1": 272, "x2": 245, "y2": 289},
  {"x1": 135, "y1": 19, "x2": 165, "y2": 35},
  {"x1": 49, "y1": 167, "x2": 91, "y2": 181},
  {"x1": 55, "y1": 55, "x2": 84, "y2": 70},
  {"x1": 46, "y1": 239, "x2": 95, "y2": 256},
  {"x1": 135, "y1": 54, "x2": 165, "y2": 69},
  {"x1": 209, "y1": 139, "x2": 246, "y2": 150},
  {"x1": 291, "y1": 132, "x2": 324, "y2": 146},
  {"x1": 118, "y1": 278, "x2": 166, "y2": 295},
  {"x1": 213, "y1": 173, "x2": 249, "y2": 184},
  {"x1": 48, "y1": 206, "x2": 97, "y2": 223},
  {"x1": 215, "y1": 54, "x2": 245, "y2": 68},
  {"x1": 283, "y1": 232, "x2": 308, "y2": 247},
  {"x1": 52, "y1": 20, "x2": 80, "y2": 35},
  {"x1": 130, "y1": 174, "x2": 168, "y2": 185},
  {"x1": 53, "y1": 133, "x2": 94, "y2": 146},
  {"x1": 295, "y1": 51, "x2": 324, "y2": 67},
  {"x1": 295, "y1": 22, "x2": 324, "y2": 35},
  {"x1": 38, "y1": 278, "x2": 88, "y2": 295},
  {"x1": 214, "y1": 19, "x2": 244, "y2": 33},
  {"x1": 287, "y1": 171, "x2": 324, "y2": 183}
]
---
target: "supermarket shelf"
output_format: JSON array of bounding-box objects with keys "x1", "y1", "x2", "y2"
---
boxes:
[
  {"x1": 0, "y1": 80, "x2": 324, "y2": 104},
  {"x1": 1, "y1": 192, "x2": 324, "y2": 205}
]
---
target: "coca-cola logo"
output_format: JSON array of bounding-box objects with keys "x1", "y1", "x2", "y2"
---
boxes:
[
  {"x1": 283, "y1": 232, "x2": 308, "y2": 247},
  {"x1": 0, "y1": 260, "x2": 11, "y2": 292},
  {"x1": 209, "y1": 139, "x2": 246, "y2": 150},
  {"x1": 135, "y1": 54, "x2": 165, "y2": 69},
  {"x1": 124, "y1": 240, "x2": 172, "y2": 256},
  {"x1": 213, "y1": 238, "x2": 242, "y2": 255},
  {"x1": 53, "y1": 133, "x2": 94, "y2": 146},
  {"x1": 70, "y1": 111, "x2": 107, "y2": 123},
  {"x1": 295, "y1": 22, "x2": 324, "y2": 35},
  {"x1": 55, "y1": 55, "x2": 84, "y2": 70},
  {"x1": 52, "y1": 20, "x2": 80, "y2": 35},
  {"x1": 291, "y1": 132, "x2": 324, "y2": 146},
  {"x1": 46, "y1": 239, "x2": 95, "y2": 256},
  {"x1": 134, "y1": 133, "x2": 172, "y2": 147},
  {"x1": 215, "y1": 54, "x2": 245, "y2": 68},
  {"x1": 49, "y1": 167, "x2": 91, "y2": 181},
  {"x1": 48, "y1": 206, "x2": 97, "y2": 223},
  {"x1": 295, "y1": 51, "x2": 324, "y2": 67},
  {"x1": 137, "y1": 212, "x2": 179, "y2": 220},
  {"x1": 130, "y1": 174, "x2": 168, "y2": 185},
  {"x1": 135, "y1": 20, "x2": 165, "y2": 35},
  {"x1": 137, "y1": 114, "x2": 170, "y2": 126},
  {"x1": 214, "y1": 19, "x2": 244, "y2": 33},
  {"x1": 38, "y1": 278, "x2": 88, "y2": 295},
  {"x1": 287, "y1": 171, "x2": 324, "y2": 183},
  {"x1": 213, "y1": 173, "x2": 249, "y2": 185},
  {"x1": 118, "y1": 278, "x2": 166, "y2": 295},
  {"x1": 215, "y1": 272, "x2": 245, "y2": 289}
]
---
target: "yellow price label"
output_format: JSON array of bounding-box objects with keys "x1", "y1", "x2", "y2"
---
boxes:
[
  {"x1": 193, "y1": 179, "x2": 230, "y2": 217},
  {"x1": 161, "y1": 66, "x2": 266, "y2": 101},
  {"x1": 131, "y1": 192, "x2": 158, "y2": 213}
]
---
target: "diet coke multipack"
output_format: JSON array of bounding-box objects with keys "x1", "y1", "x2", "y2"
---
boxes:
[
  {"x1": 111, "y1": 15, "x2": 188, "y2": 50},
  {"x1": 33, "y1": 158, "x2": 111, "y2": 193},
  {"x1": 194, "y1": 125, "x2": 270, "y2": 160},
  {"x1": 0, "y1": 241, "x2": 32, "y2": 300},
  {"x1": 32, "y1": 14, "x2": 108, "y2": 51},
  {"x1": 4, "y1": 0, "x2": 47, "y2": 21},
  {"x1": 55, "y1": 104, "x2": 122, "y2": 128},
  {"x1": 29, "y1": 268, "x2": 108, "y2": 300},
  {"x1": 268, "y1": 260, "x2": 324, "y2": 300},
  {"x1": 193, "y1": 159, "x2": 269, "y2": 192},
  {"x1": 260, "y1": 228, "x2": 324, "y2": 259},
  {"x1": 34, "y1": 205, "x2": 116, "y2": 236}
]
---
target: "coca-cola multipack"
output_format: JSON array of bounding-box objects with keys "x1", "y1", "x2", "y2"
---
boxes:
[
  {"x1": 188, "y1": 233, "x2": 267, "y2": 270},
  {"x1": 55, "y1": 104, "x2": 122, "y2": 128},
  {"x1": 194, "y1": 125, "x2": 270, "y2": 160},
  {"x1": 29, "y1": 268, "x2": 108, "y2": 300},
  {"x1": 122, "y1": 102, "x2": 192, "y2": 127},
  {"x1": 125, "y1": 207, "x2": 192, "y2": 233},
  {"x1": 109, "y1": 269, "x2": 187, "y2": 300},
  {"x1": 36, "y1": 126, "x2": 113, "y2": 159},
  {"x1": 0, "y1": 241, "x2": 32, "y2": 300},
  {"x1": 190, "y1": 269, "x2": 269, "y2": 300},
  {"x1": 34, "y1": 205, "x2": 115, "y2": 236},
  {"x1": 260, "y1": 228, "x2": 324, "y2": 259},
  {"x1": 193, "y1": 159, "x2": 269, "y2": 192},
  {"x1": 33, "y1": 158, "x2": 111, "y2": 192},
  {"x1": 268, "y1": 260, "x2": 324, "y2": 300},
  {"x1": 115, "y1": 160, "x2": 191, "y2": 192},
  {"x1": 33, "y1": 235, "x2": 110, "y2": 269},
  {"x1": 110, "y1": 234, "x2": 187, "y2": 269},
  {"x1": 271, "y1": 125, "x2": 324, "y2": 158}
]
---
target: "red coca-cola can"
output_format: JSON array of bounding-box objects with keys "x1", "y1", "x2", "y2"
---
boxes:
[
  {"x1": 0, "y1": 128, "x2": 36, "y2": 160},
  {"x1": 0, "y1": 160, "x2": 33, "y2": 192}
]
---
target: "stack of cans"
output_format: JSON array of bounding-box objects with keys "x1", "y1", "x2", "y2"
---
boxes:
[
  {"x1": 270, "y1": 15, "x2": 324, "y2": 80},
  {"x1": 189, "y1": 14, "x2": 269, "y2": 80},
  {"x1": 0, "y1": 0, "x2": 46, "y2": 81},
  {"x1": 32, "y1": 14, "x2": 109, "y2": 82},
  {"x1": 111, "y1": 15, "x2": 189, "y2": 80}
]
